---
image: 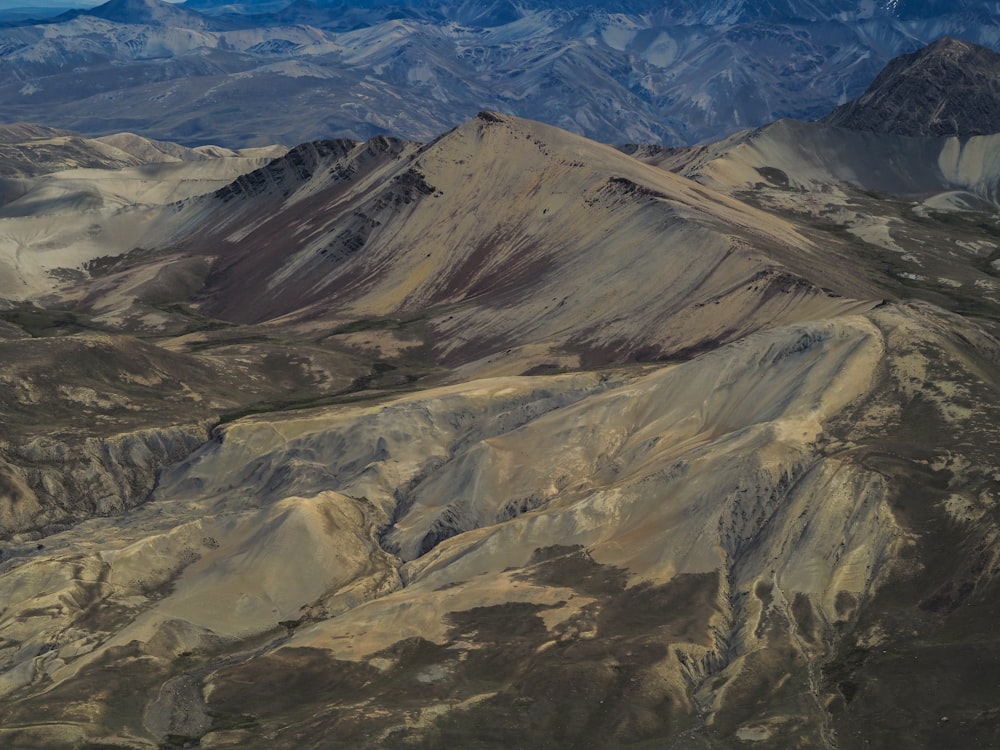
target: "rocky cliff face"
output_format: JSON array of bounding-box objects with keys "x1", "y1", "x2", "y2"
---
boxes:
[
  {"x1": 823, "y1": 37, "x2": 1000, "y2": 137},
  {"x1": 0, "y1": 423, "x2": 211, "y2": 542}
]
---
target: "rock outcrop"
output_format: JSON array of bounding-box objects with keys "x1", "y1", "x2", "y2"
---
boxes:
[
  {"x1": 0, "y1": 423, "x2": 211, "y2": 541},
  {"x1": 823, "y1": 37, "x2": 1000, "y2": 138}
]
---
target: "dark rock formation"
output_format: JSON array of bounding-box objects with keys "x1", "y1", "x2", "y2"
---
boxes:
[{"x1": 822, "y1": 37, "x2": 1000, "y2": 138}]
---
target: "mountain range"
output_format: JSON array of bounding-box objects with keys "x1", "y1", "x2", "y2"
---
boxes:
[
  {"x1": 0, "y1": 35, "x2": 999, "y2": 748},
  {"x1": 0, "y1": 0, "x2": 998, "y2": 146}
]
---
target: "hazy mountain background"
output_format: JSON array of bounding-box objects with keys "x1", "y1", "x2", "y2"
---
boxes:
[{"x1": 0, "y1": 0, "x2": 998, "y2": 146}]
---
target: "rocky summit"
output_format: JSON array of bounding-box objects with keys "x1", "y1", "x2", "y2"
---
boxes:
[
  {"x1": 823, "y1": 37, "x2": 1000, "y2": 138},
  {"x1": 1, "y1": 33, "x2": 1000, "y2": 750}
]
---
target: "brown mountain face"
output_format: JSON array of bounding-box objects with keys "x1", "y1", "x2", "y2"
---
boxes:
[
  {"x1": 822, "y1": 37, "x2": 1000, "y2": 137},
  {"x1": 3, "y1": 49, "x2": 1000, "y2": 747},
  {"x1": 179, "y1": 112, "x2": 869, "y2": 368}
]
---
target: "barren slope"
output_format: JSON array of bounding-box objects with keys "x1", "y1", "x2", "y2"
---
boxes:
[
  {"x1": 3, "y1": 301, "x2": 1000, "y2": 748},
  {"x1": 636, "y1": 118, "x2": 1000, "y2": 332},
  {"x1": 180, "y1": 112, "x2": 874, "y2": 369},
  {"x1": 1, "y1": 112, "x2": 1000, "y2": 749},
  {"x1": 0, "y1": 132, "x2": 285, "y2": 303}
]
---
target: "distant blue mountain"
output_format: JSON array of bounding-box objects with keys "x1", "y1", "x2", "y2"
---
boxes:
[
  {"x1": 0, "y1": 0, "x2": 997, "y2": 147},
  {"x1": 180, "y1": 0, "x2": 1000, "y2": 23}
]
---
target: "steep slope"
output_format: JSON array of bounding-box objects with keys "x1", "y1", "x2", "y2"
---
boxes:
[
  {"x1": 823, "y1": 37, "x2": 1000, "y2": 138},
  {"x1": 0, "y1": 123, "x2": 158, "y2": 177},
  {"x1": 183, "y1": 112, "x2": 872, "y2": 369},
  {"x1": 630, "y1": 116, "x2": 1000, "y2": 329},
  {"x1": 669, "y1": 118, "x2": 1000, "y2": 202},
  {"x1": 0, "y1": 134, "x2": 285, "y2": 301}
]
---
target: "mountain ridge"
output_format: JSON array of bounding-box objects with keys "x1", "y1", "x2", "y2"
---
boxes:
[
  {"x1": 54, "y1": 0, "x2": 219, "y2": 28},
  {"x1": 823, "y1": 36, "x2": 1000, "y2": 137},
  {"x1": 2, "y1": 32, "x2": 1000, "y2": 750},
  {"x1": 0, "y1": 3, "x2": 999, "y2": 147}
]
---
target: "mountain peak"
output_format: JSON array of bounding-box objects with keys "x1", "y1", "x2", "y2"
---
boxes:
[
  {"x1": 476, "y1": 110, "x2": 510, "y2": 124},
  {"x1": 82, "y1": 0, "x2": 207, "y2": 26},
  {"x1": 921, "y1": 35, "x2": 989, "y2": 59},
  {"x1": 822, "y1": 36, "x2": 1000, "y2": 138}
]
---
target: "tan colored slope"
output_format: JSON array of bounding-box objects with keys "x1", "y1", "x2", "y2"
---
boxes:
[
  {"x1": 0, "y1": 312, "x2": 894, "y2": 732},
  {"x1": 287, "y1": 314, "x2": 891, "y2": 651},
  {"x1": 95, "y1": 131, "x2": 286, "y2": 165},
  {"x1": 384, "y1": 315, "x2": 884, "y2": 567},
  {"x1": 938, "y1": 132, "x2": 1000, "y2": 204},
  {"x1": 0, "y1": 148, "x2": 283, "y2": 300},
  {"x1": 636, "y1": 118, "x2": 1000, "y2": 327},
  {"x1": 661, "y1": 120, "x2": 935, "y2": 194},
  {"x1": 0, "y1": 125, "x2": 282, "y2": 180},
  {"x1": 49, "y1": 136, "x2": 423, "y2": 330},
  {"x1": 661, "y1": 118, "x2": 1000, "y2": 207},
  {"x1": 0, "y1": 372, "x2": 614, "y2": 694},
  {"x1": 3, "y1": 298, "x2": 1000, "y2": 747},
  {"x1": 0, "y1": 126, "x2": 147, "y2": 178},
  {"x1": 0, "y1": 326, "x2": 368, "y2": 539},
  {"x1": 197, "y1": 112, "x2": 874, "y2": 365},
  {"x1": 29, "y1": 155, "x2": 289, "y2": 210},
  {"x1": 0, "y1": 114, "x2": 878, "y2": 360}
]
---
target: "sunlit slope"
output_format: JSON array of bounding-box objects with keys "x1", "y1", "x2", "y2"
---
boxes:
[
  {"x1": 0, "y1": 327, "x2": 369, "y2": 539},
  {"x1": 1, "y1": 109, "x2": 1000, "y2": 749},
  {"x1": 193, "y1": 112, "x2": 873, "y2": 364},
  {"x1": 637, "y1": 118, "x2": 1000, "y2": 329},
  {"x1": 670, "y1": 118, "x2": 1000, "y2": 204},
  {"x1": 37, "y1": 135, "x2": 423, "y2": 330},
  {"x1": 0, "y1": 114, "x2": 881, "y2": 357},
  {"x1": 0, "y1": 136, "x2": 284, "y2": 300},
  {"x1": 4, "y1": 300, "x2": 1000, "y2": 747}
]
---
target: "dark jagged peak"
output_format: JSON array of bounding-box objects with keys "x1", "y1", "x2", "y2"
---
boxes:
[
  {"x1": 822, "y1": 37, "x2": 1000, "y2": 138},
  {"x1": 364, "y1": 133, "x2": 410, "y2": 156},
  {"x1": 476, "y1": 110, "x2": 509, "y2": 124},
  {"x1": 211, "y1": 135, "x2": 417, "y2": 204},
  {"x1": 214, "y1": 138, "x2": 356, "y2": 202}
]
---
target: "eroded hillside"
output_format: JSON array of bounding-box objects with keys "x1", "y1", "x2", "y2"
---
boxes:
[{"x1": 1, "y1": 109, "x2": 999, "y2": 748}]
